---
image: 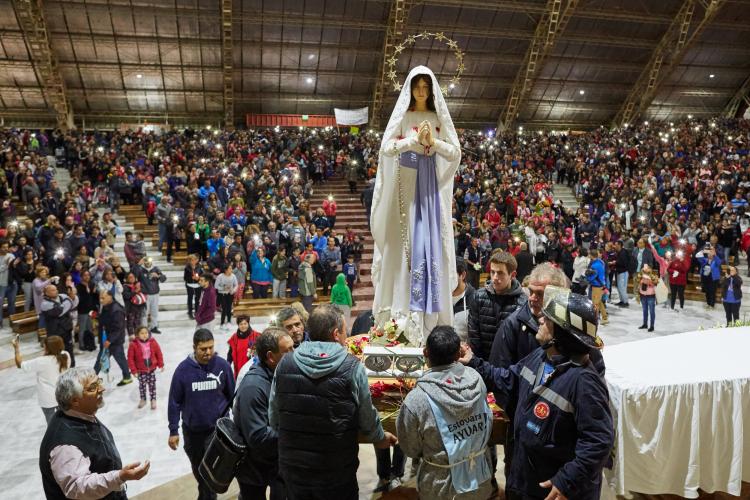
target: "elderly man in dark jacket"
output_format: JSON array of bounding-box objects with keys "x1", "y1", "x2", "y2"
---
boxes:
[
  {"x1": 94, "y1": 290, "x2": 132, "y2": 386},
  {"x1": 468, "y1": 250, "x2": 527, "y2": 361},
  {"x1": 234, "y1": 328, "x2": 294, "y2": 500}
]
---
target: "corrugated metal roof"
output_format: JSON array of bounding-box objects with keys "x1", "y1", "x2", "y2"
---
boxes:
[{"x1": 1, "y1": 0, "x2": 749, "y2": 128}]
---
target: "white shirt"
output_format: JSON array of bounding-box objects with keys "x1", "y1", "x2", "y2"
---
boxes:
[
  {"x1": 452, "y1": 291, "x2": 469, "y2": 342},
  {"x1": 22, "y1": 352, "x2": 69, "y2": 408}
]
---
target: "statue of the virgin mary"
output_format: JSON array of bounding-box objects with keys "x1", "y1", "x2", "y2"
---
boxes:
[{"x1": 370, "y1": 66, "x2": 461, "y2": 345}]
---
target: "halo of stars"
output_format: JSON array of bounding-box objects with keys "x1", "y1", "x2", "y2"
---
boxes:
[{"x1": 388, "y1": 31, "x2": 465, "y2": 95}]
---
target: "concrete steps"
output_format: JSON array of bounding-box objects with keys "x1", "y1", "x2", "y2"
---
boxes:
[{"x1": 111, "y1": 176, "x2": 377, "y2": 326}]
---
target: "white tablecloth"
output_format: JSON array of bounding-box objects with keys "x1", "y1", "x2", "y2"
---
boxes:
[{"x1": 602, "y1": 327, "x2": 750, "y2": 498}]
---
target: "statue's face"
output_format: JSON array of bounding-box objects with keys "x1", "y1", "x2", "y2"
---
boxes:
[{"x1": 411, "y1": 76, "x2": 431, "y2": 105}]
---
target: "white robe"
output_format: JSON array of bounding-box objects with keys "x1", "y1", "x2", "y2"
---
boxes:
[{"x1": 370, "y1": 67, "x2": 461, "y2": 345}]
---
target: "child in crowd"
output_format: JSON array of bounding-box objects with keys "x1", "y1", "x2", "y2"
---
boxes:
[
  {"x1": 343, "y1": 253, "x2": 358, "y2": 301},
  {"x1": 127, "y1": 326, "x2": 164, "y2": 410},
  {"x1": 330, "y1": 273, "x2": 353, "y2": 333},
  {"x1": 287, "y1": 247, "x2": 301, "y2": 298}
]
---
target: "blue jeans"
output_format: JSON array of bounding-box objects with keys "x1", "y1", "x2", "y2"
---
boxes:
[
  {"x1": 641, "y1": 295, "x2": 655, "y2": 328},
  {"x1": 0, "y1": 281, "x2": 19, "y2": 327},
  {"x1": 157, "y1": 223, "x2": 167, "y2": 250},
  {"x1": 616, "y1": 272, "x2": 629, "y2": 304}
]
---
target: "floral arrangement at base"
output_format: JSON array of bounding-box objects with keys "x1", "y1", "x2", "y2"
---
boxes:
[{"x1": 368, "y1": 317, "x2": 411, "y2": 347}]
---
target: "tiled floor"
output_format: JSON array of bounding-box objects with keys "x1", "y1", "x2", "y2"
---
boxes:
[{"x1": 0, "y1": 301, "x2": 734, "y2": 500}]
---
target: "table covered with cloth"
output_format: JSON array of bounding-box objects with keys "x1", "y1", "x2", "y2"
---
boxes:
[{"x1": 601, "y1": 328, "x2": 750, "y2": 499}]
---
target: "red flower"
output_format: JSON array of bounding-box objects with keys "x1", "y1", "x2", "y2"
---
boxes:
[
  {"x1": 445, "y1": 378, "x2": 452, "y2": 384},
  {"x1": 319, "y1": 352, "x2": 328, "y2": 358}
]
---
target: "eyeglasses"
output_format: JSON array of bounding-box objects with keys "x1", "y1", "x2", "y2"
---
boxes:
[{"x1": 84, "y1": 378, "x2": 104, "y2": 393}]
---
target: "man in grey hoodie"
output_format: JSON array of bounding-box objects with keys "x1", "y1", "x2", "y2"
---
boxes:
[
  {"x1": 397, "y1": 326, "x2": 493, "y2": 500},
  {"x1": 269, "y1": 304, "x2": 397, "y2": 500}
]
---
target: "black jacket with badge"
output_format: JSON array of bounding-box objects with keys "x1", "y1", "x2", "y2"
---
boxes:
[
  {"x1": 234, "y1": 363, "x2": 279, "y2": 486},
  {"x1": 468, "y1": 279, "x2": 528, "y2": 360},
  {"x1": 470, "y1": 347, "x2": 614, "y2": 500}
]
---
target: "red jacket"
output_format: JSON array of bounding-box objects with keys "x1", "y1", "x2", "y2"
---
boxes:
[
  {"x1": 322, "y1": 199, "x2": 337, "y2": 216},
  {"x1": 227, "y1": 329, "x2": 261, "y2": 379},
  {"x1": 127, "y1": 337, "x2": 164, "y2": 374},
  {"x1": 667, "y1": 257, "x2": 691, "y2": 286}
]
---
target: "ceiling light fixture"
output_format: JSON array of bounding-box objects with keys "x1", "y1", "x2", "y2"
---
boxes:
[
  {"x1": 136, "y1": 74, "x2": 143, "y2": 79},
  {"x1": 578, "y1": 89, "x2": 585, "y2": 95},
  {"x1": 306, "y1": 77, "x2": 314, "y2": 84}
]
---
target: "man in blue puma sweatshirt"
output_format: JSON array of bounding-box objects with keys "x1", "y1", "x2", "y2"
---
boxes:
[{"x1": 168, "y1": 328, "x2": 234, "y2": 500}]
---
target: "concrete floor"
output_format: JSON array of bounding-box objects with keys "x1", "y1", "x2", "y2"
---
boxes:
[{"x1": 0, "y1": 300, "x2": 735, "y2": 500}]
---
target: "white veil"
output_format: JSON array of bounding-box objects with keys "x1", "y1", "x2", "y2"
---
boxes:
[{"x1": 370, "y1": 66, "x2": 461, "y2": 342}]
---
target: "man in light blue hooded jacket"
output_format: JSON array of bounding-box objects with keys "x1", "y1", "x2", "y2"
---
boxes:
[{"x1": 398, "y1": 325, "x2": 493, "y2": 499}]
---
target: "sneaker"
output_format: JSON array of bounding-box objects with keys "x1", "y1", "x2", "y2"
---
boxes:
[
  {"x1": 601, "y1": 319, "x2": 609, "y2": 325},
  {"x1": 117, "y1": 378, "x2": 133, "y2": 386},
  {"x1": 150, "y1": 327, "x2": 161, "y2": 334},
  {"x1": 648, "y1": 327, "x2": 654, "y2": 332},
  {"x1": 151, "y1": 400, "x2": 157, "y2": 410},
  {"x1": 388, "y1": 477, "x2": 402, "y2": 491},
  {"x1": 638, "y1": 324, "x2": 647, "y2": 329},
  {"x1": 138, "y1": 399, "x2": 146, "y2": 409}
]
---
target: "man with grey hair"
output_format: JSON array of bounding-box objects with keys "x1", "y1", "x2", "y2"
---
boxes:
[
  {"x1": 490, "y1": 262, "x2": 570, "y2": 370},
  {"x1": 276, "y1": 306, "x2": 309, "y2": 348},
  {"x1": 39, "y1": 367, "x2": 150, "y2": 499},
  {"x1": 269, "y1": 304, "x2": 397, "y2": 499}
]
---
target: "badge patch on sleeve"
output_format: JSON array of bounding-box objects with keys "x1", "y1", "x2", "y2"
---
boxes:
[{"x1": 533, "y1": 401, "x2": 550, "y2": 420}]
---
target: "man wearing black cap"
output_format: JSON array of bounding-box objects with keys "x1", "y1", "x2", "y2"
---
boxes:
[{"x1": 460, "y1": 286, "x2": 614, "y2": 500}]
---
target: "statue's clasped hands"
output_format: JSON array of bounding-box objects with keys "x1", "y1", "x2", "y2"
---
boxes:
[{"x1": 417, "y1": 120, "x2": 435, "y2": 148}]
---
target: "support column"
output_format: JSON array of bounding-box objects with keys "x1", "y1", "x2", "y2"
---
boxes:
[
  {"x1": 612, "y1": 0, "x2": 726, "y2": 127},
  {"x1": 12, "y1": 0, "x2": 74, "y2": 130},
  {"x1": 370, "y1": 0, "x2": 416, "y2": 128},
  {"x1": 496, "y1": 0, "x2": 578, "y2": 132},
  {"x1": 221, "y1": 0, "x2": 234, "y2": 129}
]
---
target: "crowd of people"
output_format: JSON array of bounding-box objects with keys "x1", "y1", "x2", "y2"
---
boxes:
[{"x1": 0, "y1": 114, "x2": 748, "y2": 499}]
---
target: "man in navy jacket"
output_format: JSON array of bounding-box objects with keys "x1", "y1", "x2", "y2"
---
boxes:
[
  {"x1": 462, "y1": 286, "x2": 614, "y2": 500},
  {"x1": 168, "y1": 329, "x2": 234, "y2": 500},
  {"x1": 233, "y1": 327, "x2": 294, "y2": 500}
]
